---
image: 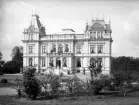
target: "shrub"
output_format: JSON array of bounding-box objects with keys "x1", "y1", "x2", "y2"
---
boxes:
[
  {"x1": 90, "y1": 80, "x2": 102, "y2": 95},
  {"x1": 0, "y1": 79, "x2": 8, "y2": 83},
  {"x1": 40, "y1": 73, "x2": 61, "y2": 97},
  {"x1": 23, "y1": 67, "x2": 40, "y2": 100}
]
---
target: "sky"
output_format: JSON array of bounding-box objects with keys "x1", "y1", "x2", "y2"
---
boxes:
[{"x1": 0, "y1": 0, "x2": 139, "y2": 61}]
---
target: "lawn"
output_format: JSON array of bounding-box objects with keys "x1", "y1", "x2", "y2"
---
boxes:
[
  {"x1": 0, "y1": 74, "x2": 139, "y2": 105},
  {"x1": 0, "y1": 93, "x2": 139, "y2": 105}
]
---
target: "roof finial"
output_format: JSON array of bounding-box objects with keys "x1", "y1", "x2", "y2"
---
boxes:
[
  {"x1": 102, "y1": 13, "x2": 104, "y2": 20},
  {"x1": 109, "y1": 16, "x2": 111, "y2": 24}
]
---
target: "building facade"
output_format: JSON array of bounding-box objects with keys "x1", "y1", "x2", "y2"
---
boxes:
[{"x1": 22, "y1": 14, "x2": 113, "y2": 75}]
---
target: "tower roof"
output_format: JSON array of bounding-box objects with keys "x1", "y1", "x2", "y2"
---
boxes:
[
  {"x1": 25, "y1": 14, "x2": 46, "y2": 35},
  {"x1": 89, "y1": 19, "x2": 111, "y2": 32}
]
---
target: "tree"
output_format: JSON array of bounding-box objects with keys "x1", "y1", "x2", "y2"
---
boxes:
[
  {"x1": 2, "y1": 46, "x2": 23, "y2": 74},
  {"x1": 0, "y1": 51, "x2": 5, "y2": 74},
  {"x1": 23, "y1": 67, "x2": 40, "y2": 100},
  {"x1": 0, "y1": 52, "x2": 2, "y2": 61},
  {"x1": 11, "y1": 46, "x2": 23, "y2": 61},
  {"x1": 3, "y1": 61, "x2": 20, "y2": 73},
  {"x1": 88, "y1": 58, "x2": 103, "y2": 95},
  {"x1": 111, "y1": 56, "x2": 139, "y2": 93},
  {"x1": 11, "y1": 46, "x2": 23, "y2": 69}
]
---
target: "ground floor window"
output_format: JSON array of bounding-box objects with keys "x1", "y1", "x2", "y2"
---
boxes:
[
  {"x1": 56, "y1": 58, "x2": 61, "y2": 68},
  {"x1": 77, "y1": 58, "x2": 81, "y2": 67},
  {"x1": 29, "y1": 58, "x2": 33, "y2": 66},
  {"x1": 42, "y1": 58, "x2": 45, "y2": 67},
  {"x1": 49, "y1": 58, "x2": 54, "y2": 67},
  {"x1": 63, "y1": 58, "x2": 67, "y2": 67}
]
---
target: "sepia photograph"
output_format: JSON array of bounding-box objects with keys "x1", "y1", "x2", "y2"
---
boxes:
[{"x1": 0, "y1": 0, "x2": 139, "y2": 105}]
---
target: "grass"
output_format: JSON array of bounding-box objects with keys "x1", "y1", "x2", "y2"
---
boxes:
[
  {"x1": 0, "y1": 74, "x2": 139, "y2": 105},
  {"x1": 0, "y1": 93, "x2": 139, "y2": 105}
]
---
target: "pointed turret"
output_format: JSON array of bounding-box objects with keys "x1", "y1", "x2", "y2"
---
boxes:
[{"x1": 24, "y1": 14, "x2": 46, "y2": 36}]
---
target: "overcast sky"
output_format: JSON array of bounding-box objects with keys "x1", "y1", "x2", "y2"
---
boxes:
[{"x1": 0, "y1": 0, "x2": 139, "y2": 61}]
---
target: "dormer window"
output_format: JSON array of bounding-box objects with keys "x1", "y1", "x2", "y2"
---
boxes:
[
  {"x1": 28, "y1": 34, "x2": 33, "y2": 40},
  {"x1": 90, "y1": 32, "x2": 96, "y2": 38}
]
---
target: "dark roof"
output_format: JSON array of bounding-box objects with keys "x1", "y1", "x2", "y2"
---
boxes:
[
  {"x1": 26, "y1": 14, "x2": 46, "y2": 35},
  {"x1": 62, "y1": 29, "x2": 75, "y2": 32},
  {"x1": 89, "y1": 20, "x2": 111, "y2": 32},
  {"x1": 89, "y1": 22, "x2": 105, "y2": 31}
]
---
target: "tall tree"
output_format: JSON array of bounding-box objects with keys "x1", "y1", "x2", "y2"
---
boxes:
[
  {"x1": 0, "y1": 51, "x2": 5, "y2": 73},
  {"x1": 0, "y1": 51, "x2": 2, "y2": 61},
  {"x1": 11, "y1": 46, "x2": 23, "y2": 61}
]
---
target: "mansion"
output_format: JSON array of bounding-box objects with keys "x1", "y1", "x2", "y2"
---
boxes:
[{"x1": 22, "y1": 14, "x2": 113, "y2": 75}]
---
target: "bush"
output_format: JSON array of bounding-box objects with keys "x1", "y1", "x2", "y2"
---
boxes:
[
  {"x1": 0, "y1": 79, "x2": 8, "y2": 83},
  {"x1": 40, "y1": 73, "x2": 61, "y2": 97},
  {"x1": 23, "y1": 67, "x2": 40, "y2": 100},
  {"x1": 90, "y1": 80, "x2": 102, "y2": 95}
]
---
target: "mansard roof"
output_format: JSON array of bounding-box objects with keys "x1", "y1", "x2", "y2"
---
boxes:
[
  {"x1": 89, "y1": 20, "x2": 111, "y2": 32},
  {"x1": 24, "y1": 14, "x2": 46, "y2": 35}
]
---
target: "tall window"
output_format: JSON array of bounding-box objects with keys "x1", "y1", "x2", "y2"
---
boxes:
[
  {"x1": 90, "y1": 32, "x2": 96, "y2": 38},
  {"x1": 98, "y1": 58, "x2": 102, "y2": 68},
  {"x1": 29, "y1": 46, "x2": 33, "y2": 53},
  {"x1": 49, "y1": 58, "x2": 54, "y2": 67},
  {"x1": 101, "y1": 31, "x2": 103, "y2": 38},
  {"x1": 77, "y1": 46, "x2": 81, "y2": 54},
  {"x1": 77, "y1": 58, "x2": 81, "y2": 67},
  {"x1": 42, "y1": 58, "x2": 45, "y2": 67},
  {"x1": 29, "y1": 58, "x2": 33, "y2": 66},
  {"x1": 63, "y1": 58, "x2": 67, "y2": 67},
  {"x1": 42, "y1": 46, "x2": 47, "y2": 54},
  {"x1": 58, "y1": 44, "x2": 63, "y2": 54},
  {"x1": 65, "y1": 44, "x2": 69, "y2": 52},
  {"x1": 52, "y1": 44, "x2": 56, "y2": 52},
  {"x1": 97, "y1": 31, "x2": 103, "y2": 38},
  {"x1": 98, "y1": 45, "x2": 103, "y2": 53},
  {"x1": 90, "y1": 45, "x2": 95, "y2": 53},
  {"x1": 28, "y1": 34, "x2": 33, "y2": 40}
]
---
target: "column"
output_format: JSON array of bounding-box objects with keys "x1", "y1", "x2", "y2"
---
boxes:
[
  {"x1": 61, "y1": 57, "x2": 63, "y2": 68},
  {"x1": 54, "y1": 57, "x2": 56, "y2": 67},
  {"x1": 96, "y1": 31, "x2": 97, "y2": 38},
  {"x1": 62, "y1": 43, "x2": 64, "y2": 53}
]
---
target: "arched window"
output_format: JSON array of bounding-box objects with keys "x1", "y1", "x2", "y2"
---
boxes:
[
  {"x1": 98, "y1": 58, "x2": 102, "y2": 68},
  {"x1": 77, "y1": 58, "x2": 81, "y2": 67},
  {"x1": 42, "y1": 58, "x2": 45, "y2": 67},
  {"x1": 52, "y1": 44, "x2": 56, "y2": 52},
  {"x1": 65, "y1": 44, "x2": 69, "y2": 52},
  {"x1": 63, "y1": 58, "x2": 67, "y2": 67},
  {"x1": 49, "y1": 58, "x2": 54, "y2": 67},
  {"x1": 29, "y1": 58, "x2": 33, "y2": 66},
  {"x1": 58, "y1": 44, "x2": 63, "y2": 54}
]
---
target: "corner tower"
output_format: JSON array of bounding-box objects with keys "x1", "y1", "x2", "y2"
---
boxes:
[{"x1": 22, "y1": 14, "x2": 46, "y2": 72}]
